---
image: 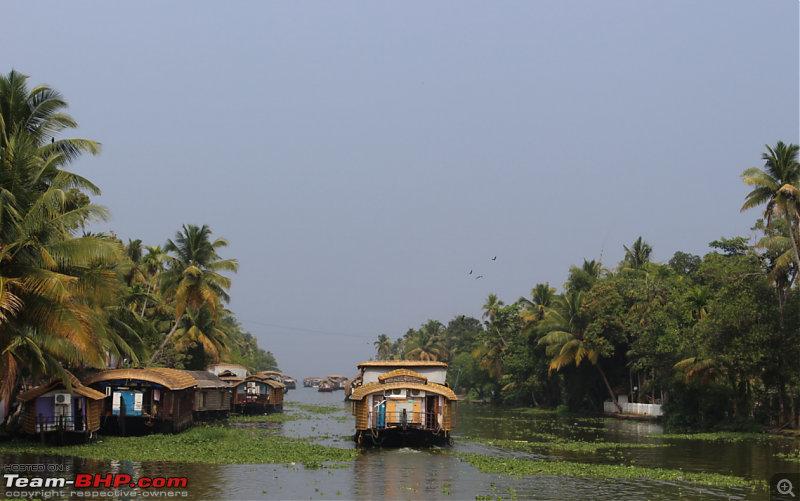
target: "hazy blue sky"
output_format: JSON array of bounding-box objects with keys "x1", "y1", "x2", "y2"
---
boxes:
[{"x1": 4, "y1": 1, "x2": 798, "y2": 379}]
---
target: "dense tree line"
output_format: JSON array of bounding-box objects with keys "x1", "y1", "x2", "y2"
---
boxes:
[
  {"x1": 0, "y1": 70, "x2": 277, "y2": 407},
  {"x1": 376, "y1": 142, "x2": 800, "y2": 430}
]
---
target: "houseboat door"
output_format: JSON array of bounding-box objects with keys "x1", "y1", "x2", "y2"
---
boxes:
[
  {"x1": 377, "y1": 401, "x2": 386, "y2": 428},
  {"x1": 426, "y1": 395, "x2": 438, "y2": 428},
  {"x1": 113, "y1": 391, "x2": 144, "y2": 416}
]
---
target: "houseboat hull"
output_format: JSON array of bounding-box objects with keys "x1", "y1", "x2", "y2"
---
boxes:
[{"x1": 354, "y1": 428, "x2": 454, "y2": 447}]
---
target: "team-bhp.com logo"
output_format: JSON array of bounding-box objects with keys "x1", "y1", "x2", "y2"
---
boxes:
[{"x1": 5, "y1": 473, "x2": 188, "y2": 498}]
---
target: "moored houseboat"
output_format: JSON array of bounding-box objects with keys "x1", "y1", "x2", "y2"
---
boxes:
[
  {"x1": 207, "y1": 363, "x2": 247, "y2": 379},
  {"x1": 318, "y1": 378, "x2": 334, "y2": 392},
  {"x1": 350, "y1": 361, "x2": 458, "y2": 446},
  {"x1": 185, "y1": 371, "x2": 231, "y2": 421},
  {"x1": 231, "y1": 374, "x2": 285, "y2": 413},
  {"x1": 16, "y1": 372, "x2": 106, "y2": 444},
  {"x1": 327, "y1": 375, "x2": 348, "y2": 390},
  {"x1": 84, "y1": 368, "x2": 197, "y2": 435},
  {"x1": 344, "y1": 374, "x2": 362, "y2": 400},
  {"x1": 303, "y1": 377, "x2": 322, "y2": 388},
  {"x1": 283, "y1": 377, "x2": 297, "y2": 390}
]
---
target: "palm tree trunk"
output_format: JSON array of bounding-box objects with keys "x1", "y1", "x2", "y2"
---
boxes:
[
  {"x1": 146, "y1": 314, "x2": 182, "y2": 367},
  {"x1": 596, "y1": 363, "x2": 622, "y2": 413},
  {"x1": 784, "y1": 210, "x2": 800, "y2": 288}
]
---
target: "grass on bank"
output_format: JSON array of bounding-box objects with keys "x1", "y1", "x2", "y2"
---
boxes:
[{"x1": 0, "y1": 425, "x2": 357, "y2": 468}]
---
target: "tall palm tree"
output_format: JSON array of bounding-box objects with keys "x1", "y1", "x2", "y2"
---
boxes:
[
  {"x1": 622, "y1": 237, "x2": 652, "y2": 270},
  {"x1": 139, "y1": 245, "x2": 165, "y2": 316},
  {"x1": 374, "y1": 334, "x2": 392, "y2": 360},
  {"x1": 537, "y1": 291, "x2": 622, "y2": 412},
  {"x1": 0, "y1": 72, "x2": 121, "y2": 401},
  {"x1": 147, "y1": 224, "x2": 238, "y2": 366},
  {"x1": 171, "y1": 306, "x2": 229, "y2": 363},
  {"x1": 741, "y1": 141, "x2": 800, "y2": 284}
]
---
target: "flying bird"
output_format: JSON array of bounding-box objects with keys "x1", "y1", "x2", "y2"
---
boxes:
[
  {"x1": 469, "y1": 270, "x2": 473, "y2": 274},
  {"x1": 476, "y1": 275, "x2": 483, "y2": 279},
  {"x1": 492, "y1": 256, "x2": 497, "y2": 261}
]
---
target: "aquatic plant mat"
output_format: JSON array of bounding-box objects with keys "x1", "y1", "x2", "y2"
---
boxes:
[
  {"x1": 459, "y1": 436, "x2": 767, "y2": 490},
  {"x1": 0, "y1": 425, "x2": 356, "y2": 468},
  {"x1": 457, "y1": 453, "x2": 765, "y2": 490}
]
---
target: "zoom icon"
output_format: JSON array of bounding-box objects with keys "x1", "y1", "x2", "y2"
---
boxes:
[{"x1": 772, "y1": 473, "x2": 800, "y2": 500}]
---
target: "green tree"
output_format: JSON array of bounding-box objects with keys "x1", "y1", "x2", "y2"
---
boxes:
[
  {"x1": 621, "y1": 237, "x2": 653, "y2": 270},
  {"x1": 741, "y1": 141, "x2": 800, "y2": 283},
  {"x1": 147, "y1": 224, "x2": 238, "y2": 366},
  {"x1": 374, "y1": 334, "x2": 392, "y2": 360}
]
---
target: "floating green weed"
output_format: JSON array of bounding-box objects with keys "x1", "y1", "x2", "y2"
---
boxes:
[
  {"x1": 0, "y1": 425, "x2": 356, "y2": 467},
  {"x1": 458, "y1": 453, "x2": 765, "y2": 489},
  {"x1": 463, "y1": 436, "x2": 667, "y2": 453}
]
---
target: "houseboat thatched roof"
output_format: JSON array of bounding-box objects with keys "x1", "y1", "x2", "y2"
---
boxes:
[
  {"x1": 84, "y1": 368, "x2": 197, "y2": 391},
  {"x1": 350, "y1": 381, "x2": 458, "y2": 401},
  {"x1": 18, "y1": 372, "x2": 106, "y2": 402},
  {"x1": 185, "y1": 371, "x2": 230, "y2": 389},
  {"x1": 378, "y1": 369, "x2": 428, "y2": 383},
  {"x1": 243, "y1": 374, "x2": 285, "y2": 389},
  {"x1": 357, "y1": 360, "x2": 448, "y2": 368},
  {"x1": 207, "y1": 363, "x2": 247, "y2": 371}
]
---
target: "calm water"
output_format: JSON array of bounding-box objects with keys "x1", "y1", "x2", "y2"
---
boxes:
[{"x1": 3, "y1": 388, "x2": 799, "y2": 500}]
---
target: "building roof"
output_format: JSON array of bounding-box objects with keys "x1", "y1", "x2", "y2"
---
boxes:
[
  {"x1": 233, "y1": 374, "x2": 285, "y2": 389},
  {"x1": 185, "y1": 371, "x2": 230, "y2": 389},
  {"x1": 18, "y1": 372, "x2": 107, "y2": 402},
  {"x1": 84, "y1": 368, "x2": 197, "y2": 391},
  {"x1": 357, "y1": 360, "x2": 449, "y2": 368},
  {"x1": 349, "y1": 381, "x2": 457, "y2": 401}
]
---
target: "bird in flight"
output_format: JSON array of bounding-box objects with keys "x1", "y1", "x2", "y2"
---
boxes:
[
  {"x1": 476, "y1": 275, "x2": 483, "y2": 279},
  {"x1": 492, "y1": 256, "x2": 497, "y2": 261},
  {"x1": 469, "y1": 270, "x2": 473, "y2": 274}
]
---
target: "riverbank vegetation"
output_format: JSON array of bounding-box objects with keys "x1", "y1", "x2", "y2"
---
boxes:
[
  {"x1": 375, "y1": 142, "x2": 800, "y2": 432},
  {"x1": 0, "y1": 424, "x2": 355, "y2": 467},
  {"x1": 0, "y1": 70, "x2": 277, "y2": 420}
]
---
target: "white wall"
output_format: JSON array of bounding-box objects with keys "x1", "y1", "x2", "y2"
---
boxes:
[{"x1": 604, "y1": 401, "x2": 663, "y2": 416}]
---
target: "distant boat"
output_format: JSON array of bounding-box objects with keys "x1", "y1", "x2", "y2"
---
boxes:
[
  {"x1": 303, "y1": 377, "x2": 321, "y2": 388},
  {"x1": 318, "y1": 378, "x2": 334, "y2": 392}
]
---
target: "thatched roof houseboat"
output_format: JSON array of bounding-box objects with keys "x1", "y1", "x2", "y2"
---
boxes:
[
  {"x1": 327, "y1": 375, "x2": 348, "y2": 390},
  {"x1": 303, "y1": 377, "x2": 321, "y2": 388},
  {"x1": 283, "y1": 377, "x2": 297, "y2": 390},
  {"x1": 318, "y1": 378, "x2": 334, "y2": 392},
  {"x1": 231, "y1": 374, "x2": 285, "y2": 414},
  {"x1": 17, "y1": 372, "x2": 106, "y2": 444},
  {"x1": 350, "y1": 361, "x2": 458, "y2": 446},
  {"x1": 84, "y1": 368, "x2": 197, "y2": 435},
  {"x1": 185, "y1": 371, "x2": 231, "y2": 420},
  {"x1": 207, "y1": 363, "x2": 247, "y2": 379}
]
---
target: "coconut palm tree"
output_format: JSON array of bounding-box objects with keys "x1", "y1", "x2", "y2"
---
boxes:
[
  {"x1": 519, "y1": 283, "x2": 556, "y2": 325},
  {"x1": 537, "y1": 291, "x2": 622, "y2": 412},
  {"x1": 0, "y1": 72, "x2": 121, "y2": 401},
  {"x1": 741, "y1": 141, "x2": 800, "y2": 284},
  {"x1": 374, "y1": 334, "x2": 392, "y2": 360},
  {"x1": 147, "y1": 224, "x2": 238, "y2": 366},
  {"x1": 684, "y1": 287, "x2": 710, "y2": 322},
  {"x1": 171, "y1": 306, "x2": 229, "y2": 363},
  {"x1": 622, "y1": 237, "x2": 652, "y2": 270},
  {"x1": 404, "y1": 322, "x2": 447, "y2": 361}
]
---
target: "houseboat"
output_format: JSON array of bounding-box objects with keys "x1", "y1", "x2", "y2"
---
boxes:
[
  {"x1": 84, "y1": 368, "x2": 197, "y2": 435},
  {"x1": 231, "y1": 374, "x2": 285, "y2": 414},
  {"x1": 16, "y1": 372, "x2": 106, "y2": 444},
  {"x1": 318, "y1": 378, "x2": 334, "y2": 392},
  {"x1": 207, "y1": 363, "x2": 247, "y2": 379},
  {"x1": 349, "y1": 361, "x2": 458, "y2": 446},
  {"x1": 327, "y1": 375, "x2": 348, "y2": 390},
  {"x1": 344, "y1": 374, "x2": 362, "y2": 399},
  {"x1": 185, "y1": 371, "x2": 231, "y2": 421},
  {"x1": 303, "y1": 377, "x2": 322, "y2": 388},
  {"x1": 283, "y1": 377, "x2": 297, "y2": 390}
]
